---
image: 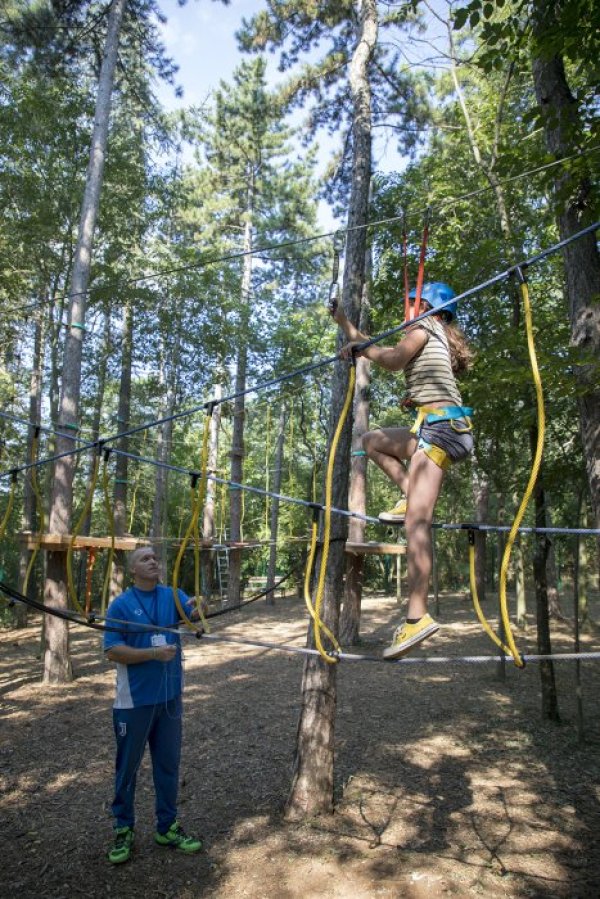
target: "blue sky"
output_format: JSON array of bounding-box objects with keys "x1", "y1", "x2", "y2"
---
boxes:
[{"x1": 154, "y1": 1, "x2": 449, "y2": 225}]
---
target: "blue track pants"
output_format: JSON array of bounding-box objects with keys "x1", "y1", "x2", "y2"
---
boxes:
[{"x1": 112, "y1": 695, "x2": 182, "y2": 831}]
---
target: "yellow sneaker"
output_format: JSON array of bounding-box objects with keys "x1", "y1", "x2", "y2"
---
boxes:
[
  {"x1": 378, "y1": 499, "x2": 407, "y2": 523},
  {"x1": 383, "y1": 614, "x2": 439, "y2": 660}
]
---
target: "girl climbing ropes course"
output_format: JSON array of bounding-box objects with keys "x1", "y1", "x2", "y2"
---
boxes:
[{"x1": 331, "y1": 281, "x2": 474, "y2": 660}]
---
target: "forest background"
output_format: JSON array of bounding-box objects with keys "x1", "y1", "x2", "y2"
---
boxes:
[{"x1": 0, "y1": 0, "x2": 598, "y2": 730}]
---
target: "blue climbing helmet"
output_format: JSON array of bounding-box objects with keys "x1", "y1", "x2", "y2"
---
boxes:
[{"x1": 409, "y1": 281, "x2": 457, "y2": 320}]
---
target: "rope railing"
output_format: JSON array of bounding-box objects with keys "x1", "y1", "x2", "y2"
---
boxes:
[
  {"x1": 2, "y1": 579, "x2": 599, "y2": 667},
  {"x1": 1, "y1": 410, "x2": 599, "y2": 537},
  {"x1": 1, "y1": 222, "x2": 598, "y2": 483}
]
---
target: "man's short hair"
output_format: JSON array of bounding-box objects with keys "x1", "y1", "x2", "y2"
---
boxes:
[{"x1": 128, "y1": 546, "x2": 156, "y2": 574}]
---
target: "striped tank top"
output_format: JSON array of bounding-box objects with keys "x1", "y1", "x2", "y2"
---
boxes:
[{"x1": 404, "y1": 316, "x2": 463, "y2": 406}]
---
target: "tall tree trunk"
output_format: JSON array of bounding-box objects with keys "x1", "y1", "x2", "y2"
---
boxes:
[
  {"x1": 530, "y1": 427, "x2": 560, "y2": 721},
  {"x1": 265, "y1": 404, "x2": 286, "y2": 605},
  {"x1": 531, "y1": 27, "x2": 600, "y2": 529},
  {"x1": 112, "y1": 298, "x2": 133, "y2": 596},
  {"x1": 202, "y1": 385, "x2": 222, "y2": 599},
  {"x1": 150, "y1": 349, "x2": 177, "y2": 572},
  {"x1": 17, "y1": 312, "x2": 45, "y2": 626},
  {"x1": 227, "y1": 216, "x2": 253, "y2": 606},
  {"x1": 43, "y1": 0, "x2": 128, "y2": 684},
  {"x1": 286, "y1": 0, "x2": 377, "y2": 820},
  {"x1": 472, "y1": 455, "x2": 489, "y2": 604},
  {"x1": 514, "y1": 536, "x2": 527, "y2": 629},
  {"x1": 77, "y1": 309, "x2": 110, "y2": 593},
  {"x1": 340, "y1": 246, "x2": 372, "y2": 644}
]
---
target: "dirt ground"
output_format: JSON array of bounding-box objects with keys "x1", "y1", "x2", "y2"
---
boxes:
[{"x1": 1, "y1": 589, "x2": 599, "y2": 899}]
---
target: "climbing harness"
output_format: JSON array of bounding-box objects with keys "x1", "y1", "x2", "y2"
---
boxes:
[{"x1": 407, "y1": 403, "x2": 474, "y2": 470}]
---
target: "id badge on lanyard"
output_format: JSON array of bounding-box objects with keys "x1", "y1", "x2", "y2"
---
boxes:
[{"x1": 151, "y1": 634, "x2": 167, "y2": 647}]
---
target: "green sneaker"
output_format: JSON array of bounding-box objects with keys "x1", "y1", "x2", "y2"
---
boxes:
[
  {"x1": 108, "y1": 826, "x2": 134, "y2": 864},
  {"x1": 383, "y1": 614, "x2": 439, "y2": 660},
  {"x1": 154, "y1": 820, "x2": 202, "y2": 854}
]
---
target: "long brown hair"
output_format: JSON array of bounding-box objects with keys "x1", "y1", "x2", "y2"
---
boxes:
[
  {"x1": 442, "y1": 319, "x2": 473, "y2": 376},
  {"x1": 419, "y1": 299, "x2": 474, "y2": 376}
]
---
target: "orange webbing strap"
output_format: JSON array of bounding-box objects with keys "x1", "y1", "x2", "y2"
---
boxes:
[
  {"x1": 412, "y1": 208, "x2": 431, "y2": 320},
  {"x1": 403, "y1": 214, "x2": 410, "y2": 323}
]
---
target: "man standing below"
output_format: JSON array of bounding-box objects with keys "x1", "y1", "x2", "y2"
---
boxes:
[{"x1": 104, "y1": 546, "x2": 202, "y2": 864}]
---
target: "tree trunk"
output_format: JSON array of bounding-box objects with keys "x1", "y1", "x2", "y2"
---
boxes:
[
  {"x1": 17, "y1": 312, "x2": 45, "y2": 627},
  {"x1": 340, "y1": 248, "x2": 372, "y2": 644},
  {"x1": 150, "y1": 350, "x2": 177, "y2": 572},
  {"x1": 472, "y1": 459, "x2": 489, "y2": 604},
  {"x1": 43, "y1": 0, "x2": 128, "y2": 684},
  {"x1": 77, "y1": 309, "x2": 110, "y2": 597},
  {"x1": 265, "y1": 405, "x2": 286, "y2": 605},
  {"x1": 530, "y1": 428, "x2": 560, "y2": 721},
  {"x1": 202, "y1": 385, "x2": 222, "y2": 600},
  {"x1": 531, "y1": 37, "x2": 600, "y2": 529},
  {"x1": 227, "y1": 216, "x2": 253, "y2": 606},
  {"x1": 514, "y1": 537, "x2": 527, "y2": 629},
  {"x1": 286, "y1": 0, "x2": 377, "y2": 820},
  {"x1": 111, "y1": 298, "x2": 133, "y2": 597}
]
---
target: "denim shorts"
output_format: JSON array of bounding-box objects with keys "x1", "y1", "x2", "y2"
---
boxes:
[{"x1": 418, "y1": 418, "x2": 474, "y2": 464}]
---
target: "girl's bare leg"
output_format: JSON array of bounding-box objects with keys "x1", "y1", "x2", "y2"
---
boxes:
[
  {"x1": 404, "y1": 450, "x2": 445, "y2": 619},
  {"x1": 362, "y1": 427, "x2": 417, "y2": 494}
]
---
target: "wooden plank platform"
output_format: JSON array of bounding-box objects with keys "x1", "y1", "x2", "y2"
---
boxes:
[
  {"x1": 18, "y1": 532, "x2": 149, "y2": 552},
  {"x1": 345, "y1": 541, "x2": 406, "y2": 556}
]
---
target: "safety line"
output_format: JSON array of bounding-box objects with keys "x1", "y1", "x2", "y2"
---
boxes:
[
  {"x1": 1, "y1": 417, "x2": 599, "y2": 536},
  {"x1": 5, "y1": 146, "x2": 598, "y2": 319},
  {"x1": 3, "y1": 580, "x2": 599, "y2": 667},
  {"x1": 3, "y1": 220, "x2": 598, "y2": 484}
]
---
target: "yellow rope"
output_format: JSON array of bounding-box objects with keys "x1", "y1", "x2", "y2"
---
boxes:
[
  {"x1": 303, "y1": 517, "x2": 341, "y2": 654},
  {"x1": 171, "y1": 413, "x2": 211, "y2": 633},
  {"x1": 66, "y1": 451, "x2": 100, "y2": 613},
  {"x1": 311, "y1": 363, "x2": 356, "y2": 664},
  {"x1": 468, "y1": 534, "x2": 513, "y2": 656},
  {"x1": 23, "y1": 431, "x2": 45, "y2": 596},
  {"x1": 498, "y1": 276, "x2": 545, "y2": 669},
  {"x1": 101, "y1": 454, "x2": 116, "y2": 613},
  {"x1": 0, "y1": 474, "x2": 17, "y2": 542}
]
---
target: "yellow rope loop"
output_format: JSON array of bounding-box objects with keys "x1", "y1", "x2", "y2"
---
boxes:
[
  {"x1": 498, "y1": 276, "x2": 544, "y2": 669},
  {"x1": 312, "y1": 363, "x2": 356, "y2": 664},
  {"x1": 468, "y1": 535, "x2": 512, "y2": 656},
  {"x1": 67, "y1": 450, "x2": 101, "y2": 613},
  {"x1": 0, "y1": 474, "x2": 17, "y2": 543},
  {"x1": 303, "y1": 517, "x2": 341, "y2": 653},
  {"x1": 172, "y1": 412, "x2": 212, "y2": 633},
  {"x1": 23, "y1": 431, "x2": 45, "y2": 596},
  {"x1": 101, "y1": 453, "x2": 116, "y2": 612}
]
